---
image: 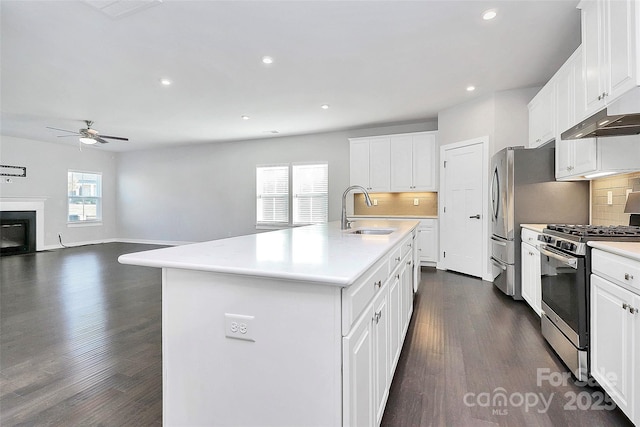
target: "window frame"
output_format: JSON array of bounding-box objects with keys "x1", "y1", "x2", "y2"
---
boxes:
[
  {"x1": 256, "y1": 162, "x2": 328, "y2": 228},
  {"x1": 67, "y1": 170, "x2": 103, "y2": 225}
]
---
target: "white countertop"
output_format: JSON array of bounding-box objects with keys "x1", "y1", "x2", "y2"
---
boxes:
[
  {"x1": 588, "y1": 241, "x2": 640, "y2": 262},
  {"x1": 521, "y1": 224, "x2": 546, "y2": 233},
  {"x1": 118, "y1": 220, "x2": 419, "y2": 287}
]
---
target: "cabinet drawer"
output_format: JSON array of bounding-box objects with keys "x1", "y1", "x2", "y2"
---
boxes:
[
  {"x1": 389, "y1": 244, "x2": 403, "y2": 272},
  {"x1": 592, "y1": 249, "x2": 640, "y2": 295},
  {"x1": 521, "y1": 228, "x2": 540, "y2": 246},
  {"x1": 342, "y1": 256, "x2": 389, "y2": 335},
  {"x1": 401, "y1": 235, "x2": 414, "y2": 259}
]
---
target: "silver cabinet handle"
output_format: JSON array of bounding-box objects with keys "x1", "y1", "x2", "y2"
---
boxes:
[
  {"x1": 395, "y1": 256, "x2": 401, "y2": 262},
  {"x1": 373, "y1": 311, "x2": 382, "y2": 323},
  {"x1": 374, "y1": 280, "x2": 382, "y2": 289},
  {"x1": 623, "y1": 303, "x2": 629, "y2": 310},
  {"x1": 624, "y1": 273, "x2": 634, "y2": 281},
  {"x1": 469, "y1": 214, "x2": 481, "y2": 219},
  {"x1": 630, "y1": 307, "x2": 638, "y2": 314}
]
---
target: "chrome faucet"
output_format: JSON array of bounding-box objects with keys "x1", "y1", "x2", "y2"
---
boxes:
[{"x1": 341, "y1": 185, "x2": 373, "y2": 230}]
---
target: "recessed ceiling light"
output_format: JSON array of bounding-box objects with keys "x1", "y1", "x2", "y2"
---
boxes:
[
  {"x1": 467, "y1": 86, "x2": 475, "y2": 92},
  {"x1": 241, "y1": 115, "x2": 250, "y2": 120},
  {"x1": 263, "y1": 130, "x2": 279, "y2": 134},
  {"x1": 321, "y1": 104, "x2": 330, "y2": 110},
  {"x1": 482, "y1": 9, "x2": 497, "y2": 20},
  {"x1": 262, "y1": 56, "x2": 274, "y2": 65},
  {"x1": 160, "y1": 78, "x2": 172, "y2": 86}
]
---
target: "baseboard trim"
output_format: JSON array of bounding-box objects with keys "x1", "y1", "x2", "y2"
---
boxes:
[
  {"x1": 114, "y1": 238, "x2": 195, "y2": 246},
  {"x1": 40, "y1": 238, "x2": 193, "y2": 251}
]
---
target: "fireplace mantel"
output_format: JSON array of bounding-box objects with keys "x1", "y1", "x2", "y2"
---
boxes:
[{"x1": 0, "y1": 198, "x2": 46, "y2": 251}]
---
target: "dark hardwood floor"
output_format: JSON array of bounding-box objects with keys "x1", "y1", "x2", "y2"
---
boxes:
[
  {"x1": 0, "y1": 243, "x2": 634, "y2": 426},
  {"x1": 382, "y1": 268, "x2": 633, "y2": 427}
]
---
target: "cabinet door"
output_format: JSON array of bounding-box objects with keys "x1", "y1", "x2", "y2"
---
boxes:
[
  {"x1": 388, "y1": 274, "x2": 402, "y2": 372},
  {"x1": 399, "y1": 258, "x2": 413, "y2": 337},
  {"x1": 350, "y1": 140, "x2": 371, "y2": 189},
  {"x1": 343, "y1": 306, "x2": 374, "y2": 427},
  {"x1": 418, "y1": 226, "x2": 437, "y2": 262},
  {"x1": 372, "y1": 288, "x2": 389, "y2": 426},
  {"x1": 570, "y1": 138, "x2": 598, "y2": 175},
  {"x1": 528, "y1": 84, "x2": 556, "y2": 148},
  {"x1": 390, "y1": 135, "x2": 413, "y2": 191},
  {"x1": 591, "y1": 274, "x2": 634, "y2": 416},
  {"x1": 521, "y1": 242, "x2": 541, "y2": 316},
  {"x1": 605, "y1": 0, "x2": 638, "y2": 102},
  {"x1": 368, "y1": 137, "x2": 391, "y2": 192},
  {"x1": 582, "y1": 0, "x2": 607, "y2": 117},
  {"x1": 555, "y1": 140, "x2": 573, "y2": 179},
  {"x1": 412, "y1": 133, "x2": 437, "y2": 190}
]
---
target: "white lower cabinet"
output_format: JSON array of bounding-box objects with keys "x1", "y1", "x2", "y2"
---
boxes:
[
  {"x1": 388, "y1": 273, "x2": 402, "y2": 373},
  {"x1": 372, "y1": 284, "x2": 389, "y2": 425},
  {"x1": 343, "y1": 304, "x2": 374, "y2": 427},
  {"x1": 417, "y1": 219, "x2": 438, "y2": 265},
  {"x1": 590, "y1": 248, "x2": 640, "y2": 426},
  {"x1": 343, "y1": 234, "x2": 416, "y2": 427},
  {"x1": 521, "y1": 242, "x2": 541, "y2": 316}
]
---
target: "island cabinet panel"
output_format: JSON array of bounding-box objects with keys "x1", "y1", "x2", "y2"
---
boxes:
[{"x1": 162, "y1": 269, "x2": 343, "y2": 427}]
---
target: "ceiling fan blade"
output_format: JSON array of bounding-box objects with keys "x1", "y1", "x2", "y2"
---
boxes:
[
  {"x1": 57, "y1": 134, "x2": 80, "y2": 138},
  {"x1": 94, "y1": 137, "x2": 110, "y2": 144},
  {"x1": 46, "y1": 126, "x2": 78, "y2": 133},
  {"x1": 99, "y1": 135, "x2": 129, "y2": 141}
]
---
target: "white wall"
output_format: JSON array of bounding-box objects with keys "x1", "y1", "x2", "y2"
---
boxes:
[
  {"x1": 437, "y1": 87, "x2": 540, "y2": 155},
  {"x1": 116, "y1": 122, "x2": 437, "y2": 244},
  {"x1": 0, "y1": 136, "x2": 118, "y2": 248}
]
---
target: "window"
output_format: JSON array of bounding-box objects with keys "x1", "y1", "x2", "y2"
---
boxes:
[
  {"x1": 256, "y1": 165, "x2": 289, "y2": 225},
  {"x1": 256, "y1": 163, "x2": 328, "y2": 227},
  {"x1": 292, "y1": 163, "x2": 328, "y2": 225},
  {"x1": 68, "y1": 171, "x2": 102, "y2": 223}
]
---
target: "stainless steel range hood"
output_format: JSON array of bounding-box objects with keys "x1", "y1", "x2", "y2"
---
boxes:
[{"x1": 561, "y1": 87, "x2": 640, "y2": 140}]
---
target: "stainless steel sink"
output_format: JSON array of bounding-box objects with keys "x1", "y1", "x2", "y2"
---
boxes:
[{"x1": 346, "y1": 228, "x2": 396, "y2": 235}]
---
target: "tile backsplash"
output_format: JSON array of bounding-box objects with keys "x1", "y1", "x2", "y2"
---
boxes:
[
  {"x1": 591, "y1": 172, "x2": 640, "y2": 226},
  {"x1": 354, "y1": 192, "x2": 438, "y2": 216}
]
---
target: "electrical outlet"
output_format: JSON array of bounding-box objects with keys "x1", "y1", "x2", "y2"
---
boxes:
[
  {"x1": 373, "y1": 199, "x2": 378, "y2": 206},
  {"x1": 607, "y1": 191, "x2": 613, "y2": 205},
  {"x1": 225, "y1": 313, "x2": 255, "y2": 342},
  {"x1": 413, "y1": 198, "x2": 419, "y2": 206},
  {"x1": 1, "y1": 177, "x2": 13, "y2": 184}
]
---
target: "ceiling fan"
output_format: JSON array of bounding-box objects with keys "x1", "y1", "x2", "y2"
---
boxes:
[{"x1": 47, "y1": 120, "x2": 129, "y2": 144}]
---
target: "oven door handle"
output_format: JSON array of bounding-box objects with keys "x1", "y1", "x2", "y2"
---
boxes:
[{"x1": 539, "y1": 245, "x2": 578, "y2": 269}]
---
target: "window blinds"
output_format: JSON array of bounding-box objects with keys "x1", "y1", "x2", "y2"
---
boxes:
[
  {"x1": 292, "y1": 163, "x2": 328, "y2": 225},
  {"x1": 256, "y1": 165, "x2": 289, "y2": 224}
]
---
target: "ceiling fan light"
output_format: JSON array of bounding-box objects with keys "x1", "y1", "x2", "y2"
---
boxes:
[{"x1": 79, "y1": 137, "x2": 97, "y2": 145}]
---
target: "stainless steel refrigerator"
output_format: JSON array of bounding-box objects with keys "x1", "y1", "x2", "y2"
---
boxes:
[{"x1": 490, "y1": 145, "x2": 589, "y2": 299}]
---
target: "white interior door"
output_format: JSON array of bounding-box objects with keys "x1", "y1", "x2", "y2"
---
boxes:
[{"x1": 441, "y1": 139, "x2": 486, "y2": 278}]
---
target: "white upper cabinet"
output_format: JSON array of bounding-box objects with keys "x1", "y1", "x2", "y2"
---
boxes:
[
  {"x1": 579, "y1": 0, "x2": 640, "y2": 120},
  {"x1": 350, "y1": 131, "x2": 437, "y2": 193},
  {"x1": 390, "y1": 132, "x2": 437, "y2": 191},
  {"x1": 528, "y1": 82, "x2": 556, "y2": 148},
  {"x1": 349, "y1": 136, "x2": 391, "y2": 192},
  {"x1": 555, "y1": 47, "x2": 600, "y2": 179}
]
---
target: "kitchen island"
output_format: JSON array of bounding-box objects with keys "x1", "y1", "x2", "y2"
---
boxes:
[{"x1": 119, "y1": 219, "x2": 419, "y2": 427}]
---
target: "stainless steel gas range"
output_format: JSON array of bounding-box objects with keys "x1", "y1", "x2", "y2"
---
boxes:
[{"x1": 538, "y1": 224, "x2": 640, "y2": 381}]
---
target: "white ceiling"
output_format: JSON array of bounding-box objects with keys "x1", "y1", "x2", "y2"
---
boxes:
[{"x1": 0, "y1": 0, "x2": 581, "y2": 152}]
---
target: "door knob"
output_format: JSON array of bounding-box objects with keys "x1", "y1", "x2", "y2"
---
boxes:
[{"x1": 469, "y1": 214, "x2": 481, "y2": 219}]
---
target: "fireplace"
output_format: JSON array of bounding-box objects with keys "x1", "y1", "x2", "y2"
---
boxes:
[{"x1": 1, "y1": 211, "x2": 36, "y2": 256}]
